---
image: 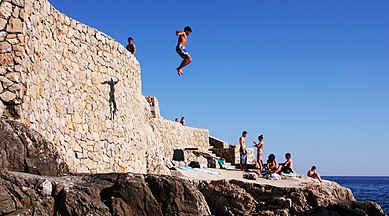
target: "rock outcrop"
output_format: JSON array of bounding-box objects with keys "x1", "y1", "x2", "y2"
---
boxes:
[
  {"x1": 0, "y1": 171, "x2": 385, "y2": 216},
  {"x1": 0, "y1": 119, "x2": 69, "y2": 176}
]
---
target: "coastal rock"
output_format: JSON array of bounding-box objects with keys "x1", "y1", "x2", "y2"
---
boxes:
[
  {"x1": 145, "y1": 175, "x2": 211, "y2": 215},
  {"x1": 200, "y1": 180, "x2": 258, "y2": 215},
  {"x1": 0, "y1": 171, "x2": 386, "y2": 216},
  {"x1": 0, "y1": 119, "x2": 69, "y2": 176}
]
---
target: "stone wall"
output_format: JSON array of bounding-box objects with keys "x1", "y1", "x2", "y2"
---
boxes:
[
  {"x1": 0, "y1": 0, "x2": 210, "y2": 174},
  {"x1": 0, "y1": 0, "x2": 26, "y2": 118}
]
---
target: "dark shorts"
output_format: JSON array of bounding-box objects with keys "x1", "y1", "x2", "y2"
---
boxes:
[
  {"x1": 280, "y1": 166, "x2": 293, "y2": 174},
  {"x1": 176, "y1": 45, "x2": 189, "y2": 59}
]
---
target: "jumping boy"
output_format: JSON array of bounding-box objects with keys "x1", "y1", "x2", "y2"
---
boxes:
[{"x1": 175, "y1": 26, "x2": 192, "y2": 76}]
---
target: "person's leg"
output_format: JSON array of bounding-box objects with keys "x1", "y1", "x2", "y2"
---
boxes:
[
  {"x1": 315, "y1": 173, "x2": 322, "y2": 183},
  {"x1": 243, "y1": 156, "x2": 249, "y2": 171},
  {"x1": 275, "y1": 165, "x2": 282, "y2": 174},
  {"x1": 176, "y1": 54, "x2": 192, "y2": 75}
]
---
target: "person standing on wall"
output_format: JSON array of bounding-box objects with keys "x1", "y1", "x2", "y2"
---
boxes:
[{"x1": 126, "y1": 37, "x2": 136, "y2": 55}]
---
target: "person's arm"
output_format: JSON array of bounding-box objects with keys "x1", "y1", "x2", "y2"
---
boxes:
[
  {"x1": 253, "y1": 141, "x2": 258, "y2": 147},
  {"x1": 132, "y1": 44, "x2": 136, "y2": 55},
  {"x1": 176, "y1": 31, "x2": 185, "y2": 36}
]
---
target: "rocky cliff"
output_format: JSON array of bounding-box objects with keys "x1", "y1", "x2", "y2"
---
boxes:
[{"x1": 0, "y1": 171, "x2": 385, "y2": 216}]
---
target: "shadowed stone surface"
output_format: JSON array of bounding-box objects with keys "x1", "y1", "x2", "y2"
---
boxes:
[{"x1": 0, "y1": 119, "x2": 69, "y2": 176}]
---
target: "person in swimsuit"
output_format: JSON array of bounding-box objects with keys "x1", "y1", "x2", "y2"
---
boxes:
[
  {"x1": 175, "y1": 26, "x2": 192, "y2": 76},
  {"x1": 276, "y1": 152, "x2": 294, "y2": 174},
  {"x1": 239, "y1": 131, "x2": 248, "y2": 171},
  {"x1": 307, "y1": 166, "x2": 322, "y2": 183},
  {"x1": 266, "y1": 154, "x2": 278, "y2": 173},
  {"x1": 126, "y1": 37, "x2": 136, "y2": 55},
  {"x1": 253, "y1": 134, "x2": 264, "y2": 172}
]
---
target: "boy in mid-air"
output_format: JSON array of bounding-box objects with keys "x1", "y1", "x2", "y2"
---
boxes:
[{"x1": 175, "y1": 26, "x2": 192, "y2": 76}]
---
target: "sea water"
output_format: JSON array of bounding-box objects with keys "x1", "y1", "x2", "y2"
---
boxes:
[{"x1": 324, "y1": 176, "x2": 389, "y2": 214}]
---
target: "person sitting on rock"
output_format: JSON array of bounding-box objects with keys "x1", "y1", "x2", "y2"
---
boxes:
[
  {"x1": 276, "y1": 152, "x2": 294, "y2": 174},
  {"x1": 307, "y1": 166, "x2": 322, "y2": 183},
  {"x1": 180, "y1": 117, "x2": 185, "y2": 125},
  {"x1": 126, "y1": 37, "x2": 136, "y2": 55},
  {"x1": 265, "y1": 153, "x2": 278, "y2": 173}
]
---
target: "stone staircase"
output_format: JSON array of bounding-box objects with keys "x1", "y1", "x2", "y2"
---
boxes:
[
  {"x1": 208, "y1": 136, "x2": 255, "y2": 169},
  {"x1": 205, "y1": 149, "x2": 236, "y2": 169}
]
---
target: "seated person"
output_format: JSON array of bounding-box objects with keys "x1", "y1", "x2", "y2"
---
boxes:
[
  {"x1": 307, "y1": 166, "x2": 322, "y2": 183},
  {"x1": 276, "y1": 153, "x2": 294, "y2": 174},
  {"x1": 265, "y1": 154, "x2": 278, "y2": 173}
]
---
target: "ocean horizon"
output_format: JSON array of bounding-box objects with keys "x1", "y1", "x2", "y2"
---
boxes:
[{"x1": 324, "y1": 176, "x2": 389, "y2": 215}]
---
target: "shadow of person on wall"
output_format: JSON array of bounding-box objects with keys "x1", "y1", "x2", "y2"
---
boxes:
[{"x1": 101, "y1": 78, "x2": 119, "y2": 120}]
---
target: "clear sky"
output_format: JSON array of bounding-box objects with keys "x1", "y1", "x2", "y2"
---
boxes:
[{"x1": 48, "y1": 0, "x2": 389, "y2": 176}]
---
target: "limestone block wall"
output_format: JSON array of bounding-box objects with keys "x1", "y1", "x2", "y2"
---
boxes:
[
  {"x1": 0, "y1": 0, "x2": 211, "y2": 174},
  {"x1": 0, "y1": 0, "x2": 26, "y2": 118}
]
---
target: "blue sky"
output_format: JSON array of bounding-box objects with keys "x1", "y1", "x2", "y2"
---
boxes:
[{"x1": 48, "y1": 0, "x2": 389, "y2": 176}]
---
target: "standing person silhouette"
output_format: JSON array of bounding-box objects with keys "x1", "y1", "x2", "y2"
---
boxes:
[
  {"x1": 175, "y1": 26, "x2": 192, "y2": 76},
  {"x1": 239, "y1": 131, "x2": 249, "y2": 171},
  {"x1": 253, "y1": 135, "x2": 264, "y2": 172}
]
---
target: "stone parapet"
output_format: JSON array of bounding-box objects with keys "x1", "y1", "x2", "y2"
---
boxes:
[
  {"x1": 145, "y1": 96, "x2": 160, "y2": 118},
  {"x1": 209, "y1": 136, "x2": 228, "y2": 148}
]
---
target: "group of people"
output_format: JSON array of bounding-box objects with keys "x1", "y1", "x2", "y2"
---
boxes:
[
  {"x1": 239, "y1": 131, "x2": 322, "y2": 183},
  {"x1": 175, "y1": 117, "x2": 185, "y2": 126},
  {"x1": 126, "y1": 26, "x2": 193, "y2": 76}
]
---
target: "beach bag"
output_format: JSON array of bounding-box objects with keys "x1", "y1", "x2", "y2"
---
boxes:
[
  {"x1": 188, "y1": 161, "x2": 200, "y2": 168},
  {"x1": 207, "y1": 158, "x2": 217, "y2": 168}
]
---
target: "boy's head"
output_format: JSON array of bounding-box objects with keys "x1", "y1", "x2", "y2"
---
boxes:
[
  {"x1": 242, "y1": 131, "x2": 247, "y2": 137},
  {"x1": 285, "y1": 153, "x2": 291, "y2": 159},
  {"x1": 311, "y1": 166, "x2": 316, "y2": 170},
  {"x1": 128, "y1": 37, "x2": 133, "y2": 43},
  {"x1": 268, "y1": 153, "x2": 275, "y2": 161},
  {"x1": 184, "y1": 26, "x2": 192, "y2": 34}
]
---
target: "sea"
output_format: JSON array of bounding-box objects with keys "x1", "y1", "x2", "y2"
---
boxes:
[{"x1": 324, "y1": 176, "x2": 389, "y2": 215}]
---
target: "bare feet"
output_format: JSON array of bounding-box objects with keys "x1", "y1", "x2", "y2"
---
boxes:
[{"x1": 176, "y1": 68, "x2": 184, "y2": 76}]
